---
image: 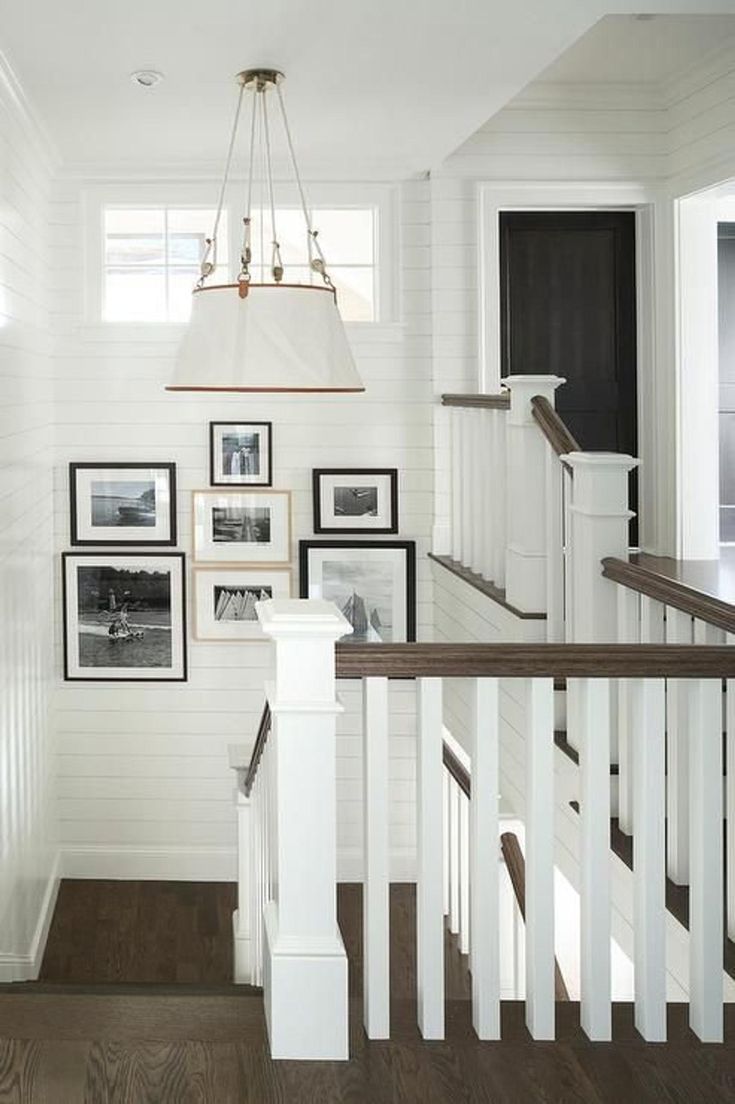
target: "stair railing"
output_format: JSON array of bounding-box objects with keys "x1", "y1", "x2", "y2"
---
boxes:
[{"x1": 238, "y1": 600, "x2": 735, "y2": 1059}]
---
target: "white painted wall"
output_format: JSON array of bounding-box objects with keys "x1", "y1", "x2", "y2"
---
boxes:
[
  {"x1": 49, "y1": 178, "x2": 432, "y2": 882},
  {"x1": 0, "y1": 60, "x2": 57, "y2": 980}
]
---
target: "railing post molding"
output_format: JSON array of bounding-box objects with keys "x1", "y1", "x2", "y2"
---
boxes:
[
  {"x1": 502, "y1": 375, "x2": 565, "y2": 613},
  {"x1": 256, "y1": 598, "x2": 351, "y2": 1061},
  {"x1": 562, "y1": 452, "x2": 639, "y2": 643}
]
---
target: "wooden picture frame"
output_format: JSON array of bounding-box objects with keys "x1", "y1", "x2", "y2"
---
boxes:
[
  {"x1": 209, "y1": 421, "x2": 273, "y2": 487},
  {"x1": 69, "y1": 462, "x2": 177, "y2": 547},
  {"x1": 312, "y1": 468, "x2": 398, "y2": 534},
  {"x1": 193, "y1": 567, "x2": 291, "y2": 641},
  {"x1": 62, "y1": 552, "x2": 187, "y2": 681},
  {"x1": 193, "y1": 490, "x2": 291, "y2": 564},
  {"x1": 299, "y1": 539, "x2": 416, "y2": 643}
]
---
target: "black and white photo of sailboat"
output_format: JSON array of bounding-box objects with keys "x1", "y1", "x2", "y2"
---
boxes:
[{"x1": 321, "y1": 559, "x2": 393, "y2": 642}]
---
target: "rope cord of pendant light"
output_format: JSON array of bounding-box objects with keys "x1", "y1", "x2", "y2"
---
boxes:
[
  {"x1": 198, "y1": 79, "x2": 246, "y2": 286},
  {"x1": 238, "y1": 84, "x2": 259, "y2": 284},
  {"x1": 260, "y1": 86, "x2": 283, "y2": 282},
  {"x1": 275, "y1": 81, "x2": 333, "y2": 289}
]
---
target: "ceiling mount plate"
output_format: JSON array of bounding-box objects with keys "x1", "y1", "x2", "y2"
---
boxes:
[{"x1": 237, "y1": 68, "x2": 284, "y2": 91}]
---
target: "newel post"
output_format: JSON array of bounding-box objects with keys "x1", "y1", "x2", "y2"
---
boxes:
[
  {"x1": 562, "y1": 453, "x2": 639, "y2": 643},
  {"x1": 502, "y1": 375, "x2": 565, "y2": 612},
  {"x1": 257, "y1": 598, "x2": 351, "y2": 1060}
]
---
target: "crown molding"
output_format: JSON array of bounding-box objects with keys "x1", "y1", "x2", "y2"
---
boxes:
[{"x1": 0, "y1": 46, "x2": 60, "y2": 171}]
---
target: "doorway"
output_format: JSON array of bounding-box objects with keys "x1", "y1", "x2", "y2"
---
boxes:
[{"x1": 499, "y1": 211, "x2": 638, "y2": 534}]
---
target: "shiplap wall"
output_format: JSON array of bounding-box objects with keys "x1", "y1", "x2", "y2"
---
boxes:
[
  {"x1": 0, "y1": 65, "x2": 57, "y2": 980},
  {"x1": 49, "y1": 178, "x2": 431, "y2": 881}
]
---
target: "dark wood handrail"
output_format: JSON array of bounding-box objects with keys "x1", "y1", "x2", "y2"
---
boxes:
[
  {"x1": 530, "y1": 395, "x2": 581, "y2": 457},
  {"x1": 443, "y1": 743, "x2": 470, "y2": 798},
  {"x1": 244, "y1": 702, "x2": 272, "y2": 797},
  {"x1": 441, "y1": 392, "x2": 510, "y2": 410},
  {"x1": 335, "y1": 642, "x2": 735, "y2": 679},
  {"x1": 602, "y1": 557, "x2": 735, "y2": 636},
  {"x1": 500, "y1": 832, "x2": 570, "y2": 1002}
]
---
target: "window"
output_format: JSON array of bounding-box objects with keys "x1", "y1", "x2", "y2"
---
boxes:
[
  {"x1": 96, "y1": 193, "x2": 389, "y2": 325},
  {"x1": 103, "y1": 208, "x2": 227, "y2": 322},
  {"x1": 248, "y1": 207, "x2": 377, "y2": 322}
]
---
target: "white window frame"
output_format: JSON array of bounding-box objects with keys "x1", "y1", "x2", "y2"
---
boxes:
[{"x1": 83, "y1": 181, "x2": 398, "y2": 333}]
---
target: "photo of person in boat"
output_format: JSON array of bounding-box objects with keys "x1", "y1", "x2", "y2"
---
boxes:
[{"x1": 76, "y1": 565, "x2": 172, "y2": 667}]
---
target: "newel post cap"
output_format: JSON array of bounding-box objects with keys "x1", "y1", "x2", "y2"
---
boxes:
[
  {"x1": 561, "y1": 451, "x2": 639, "y2": 473},
  {"x1": 501, "y1": 375, "x2": 566, "y2": 425},
  {"x1": 256, "y1": 598, "x2": 353, "y2": 642}
]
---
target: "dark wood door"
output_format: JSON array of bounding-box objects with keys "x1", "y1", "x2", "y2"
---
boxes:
[{"x1": 500, "y1": 210, "x2": 637, "y2": 461}]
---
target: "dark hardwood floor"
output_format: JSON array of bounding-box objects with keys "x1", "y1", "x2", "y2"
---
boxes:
[
  {"x1": 0, "y1": 880, "x2": 732, "y2": 1102},
  {"x1": 39, "y1": 881, "x2": 237, "y2": 986}
]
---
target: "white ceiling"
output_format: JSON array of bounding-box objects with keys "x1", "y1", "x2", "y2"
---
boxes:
[
  {"x1": 537, "y1": 13, "x2": 735, "y2": 85},
  {"x1": 3, "y1": 1, "x2": 735, "y2": 177}
]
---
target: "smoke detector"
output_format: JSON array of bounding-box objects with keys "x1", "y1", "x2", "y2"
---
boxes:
[{"x1": 130, "y1": 70, "x2": 164, "y2": 88}]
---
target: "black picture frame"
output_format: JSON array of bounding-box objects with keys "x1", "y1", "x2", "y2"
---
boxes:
[
  {"x1": 62, "y1": 551, "x2": 188, "y2": 682},
  {"x1": 299, "y1": 539, "x2": 416, "y2": 643},
  {"x1": 312, "y1": 468, "x2": 399, "y2": 534},
  {"x1": 209, "y1": 421, "x2": 273, "y2": 487},
  {"x1": 69, "y1": 462, "x2": 177, "y2": 547}
]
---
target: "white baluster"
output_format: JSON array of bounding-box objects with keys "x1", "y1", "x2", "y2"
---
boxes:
[
  {"x1": 417, "y1": 677, "x2": 445, "y2": 1039},
  {"x1": 665, "y1": 607, "x2": 693, "y2": 884},
  {"x1": 471, "y1": 411, "x2": 484, "y2": 577},
  {"x1": 545, "y1": 445, "x2": 564, "y2": 642},
  {"x1": 727, "y1": 634, "x2": 735, "y2": 943},
  {"x1": 494, "y1": 410, "x2": 507, "y2": 588},
  {"x1": 461, "y1": 412, "x2": 474, "y2": 568},
  {"x1": 639, "y1": 595, "x2": 664, "y2": 643},
  {"x1": 234, "y1": 790, "x2": 253, "y2": 983},
  {"x1": 632, "y1": 678, "x2": 667, "y2": 1042},
  {"x1": 470, "y1": 677, "x2": 500, "y2": 1039},
  {"x1": 363, "y1": 676, "x2": 390, "y2": 1039},
  {"x1": 579, "y1": 678, "x2": 612, "y2": 1040},
  {"x1": 694, "y1": 619, "x2": 726, "y2": 646},
  {"x1": 482, "y1": 410, "x2": 495, "y2": 582},
  {"x1": 451, "y1": 408, "x2": 462, "y2": 564},
  {"x1": 617, "y1": 586, "x2": 639, "y2": 835},
  {"x1": 562, "y1": 466, "x2": 574, "y2": 641},
  {"x1": 449, "y1": 780, "x2": 460, "y2": 935},
  {"x1": 459, "y1": 791, "x2": 470, "y2": 954},
  {"x1": 525, "y1": 677, "x2": 555, "y2": 1040},
  {"x1": 442, "y1": 769, "x2": 450, "y2": 917},
  {"x1": 688, "y1": 677, "x2": 724, "y2": 1042}
]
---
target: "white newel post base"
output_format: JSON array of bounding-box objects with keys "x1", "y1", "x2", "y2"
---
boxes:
[
  {"x1": 502, "y1": 376, "x2": 565, "y2": 613},
  {"x1": 562, "y1": 453, "x2": 638, "y2": 643},
  {"x1": 257, "y1": 599, "x2": 351, "y2": 1061}
]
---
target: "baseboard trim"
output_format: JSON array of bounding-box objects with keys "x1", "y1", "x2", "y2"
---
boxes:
[
  {"x1": 0, "y1": 851, "x2": 60, "y2": 982},
  {"x1": 60, "y1": 846, "x2": 237, "y2": 882}
]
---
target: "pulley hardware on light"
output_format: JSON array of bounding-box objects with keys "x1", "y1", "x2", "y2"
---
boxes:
[{"x1": 168, "y1": 68, "x2": 364, "y2": 393}]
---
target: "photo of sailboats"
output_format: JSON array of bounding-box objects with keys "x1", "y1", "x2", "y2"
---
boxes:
[
  {"x1": 321, "y1": 560, "x2": 393, "y2": 643},
  {"x1": 214, "y1": 584, "x2": 272, "y2": 622}
]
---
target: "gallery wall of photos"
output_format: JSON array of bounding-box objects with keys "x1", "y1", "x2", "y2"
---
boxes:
[{"x1": 62, "y1": 422, "x2": 416, "y2": 682}]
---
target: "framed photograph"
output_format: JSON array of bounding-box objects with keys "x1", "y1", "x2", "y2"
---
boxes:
[
  {"x1": 193, "y1": 490, "x2": 291, "y2": 563},
  {"x1": 69, "y1": 463, "x2": 177, "y2": 546},
  {"x1": 299, "y1": 540, "x2": 416, "y2": 643},
  {"x1": 62, "y1": 553, "x2": 187, "y2": 681},
  {"x1": 210, "y1": 422, "x2": 272, "y2": 487},
  {"x1": 312, "y1": 469, "x2": 398, "y2": 534},
  {"x1": 194, "y1": 567, "x2": 291, "y2": 641}
]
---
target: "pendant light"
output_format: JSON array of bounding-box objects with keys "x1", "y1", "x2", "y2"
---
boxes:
[{"x1": 167, "y1": 69, "x2": 364, "y2": 393}]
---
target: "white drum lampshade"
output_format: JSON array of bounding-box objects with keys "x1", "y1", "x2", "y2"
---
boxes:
[
  {"x1": 167, "y1": 67, "x2": 365, "y2": 395},
  {"x1": 168, "y1": 282, "x2": 363, "y2": 392}
]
